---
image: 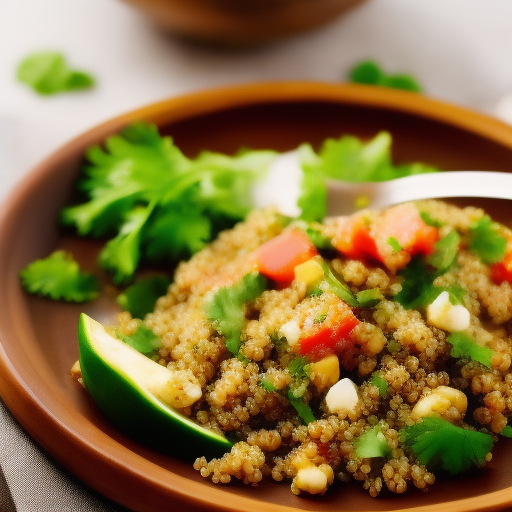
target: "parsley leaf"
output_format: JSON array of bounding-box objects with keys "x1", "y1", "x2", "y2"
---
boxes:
[
  {"x1": 401, "y1": 417, "x2": 493, "y2": 475},
  {"x1": 447, "y1": 332, "x2": 493, "y2": 368},
  {"x1": 17, "y1": 52, "x2": 95, "y2": 95},
  {"x1": 426, "y1": 229, "x2": 461, "y2": 272},
  {"x1": 354, "y1": 423, "x2": 392, "y2": 459},
  {"x1": 349, "y1": 60, "x2": 422, "y2": 93},
  {"x1": 19, "y1": 250, "x2": 99, "y2": 302},
  {"x1": 117, "y1": 275, "x2": 171, "y2": 319},
  {"x1": 467, "y1": 216, "x2": 507, "y2": 265},
  {"x1": 206, "y1": 272, "x2": 267, "y2": 355},
  {"x1": 117, "y1": 324, "x2": 161, "y2": 355}
]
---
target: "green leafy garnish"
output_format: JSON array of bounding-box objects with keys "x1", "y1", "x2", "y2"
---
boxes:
[
  {"x1": 206, "y1": 272, "x2": 267, "y2": 355},
  {"x1": 259, "y1": 379, "x2": 276, "y2": 392},
  {"x1": 354, "y1": 423, "x2": 392, "y2": 459},
  {"x1": 501, "y1": 425, "x2": 512, "y2": 438},
  {"x1": 287, "y1": 390, "x2": 315, "y2": 425},
  {"x1": 117, "y1": 275, "x2": 171, "y2": 319},
  {"x1": 314, "y1": 313, "x2": 327, "y2": 324},
  {"x1": 447, "y1": 333, "x2": 493, "y2": 368},
  {"x1": 287, "y1": 357, "x2": 310, "y2": 380},
  {"x1": 369, "y1": 372, "x2": 388, "y2": 398},
  {"x1": 401, "y1": 417, "x2": 493, "y2": 475},
  {"x1": 426, "y1": 229, "x2": 461, "y2": 272},
  {"x1": 467, "y1": 216, "x2": 507, "y2": 265},
  {"x1": 387, "y1": 237, "x2": 402, "y2": 253},
  {"x1": 349, "y1": 60, "x2": 422, "y2": 93},
  {"x1": 420, "y1": 211, "x2": 443, "y2": 228},
  {"x1": 61, "y1": 122, "x2": 276, "y2": 283},
  {"x1": 19, "y1": 250, "x2": 99, "y2": 302},
  {"x1": 17, "y1": 52, "x2": 95, "y2": 95},
  {"x1": 317, "y1": 259, "x2": 358, "y2": 307},
  {"x1": 297, "y1": 132, "x2": 437, "y2": 221},
  {"x1": 356, "y1": 289, "x2": 384, "y2": 308},
  {"x1": 117, "y1": 324, "x2": 161, "y2": 355},
  {"x1": 304, "y1": 227, "x2": 334, "y2": 251}
]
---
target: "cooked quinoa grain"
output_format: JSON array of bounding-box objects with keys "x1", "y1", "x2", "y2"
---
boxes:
[{"x1": 99, "y1": 202, "x2": 512, "y2": 498}]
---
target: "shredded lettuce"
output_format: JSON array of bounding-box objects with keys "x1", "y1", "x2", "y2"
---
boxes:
[{"x1": 19, "y1": 251, "x2": 99, "y2": 302}]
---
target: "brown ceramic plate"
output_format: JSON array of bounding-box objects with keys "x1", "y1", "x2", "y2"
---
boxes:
[{"x1": 0, "y1": 83, "x2": 511, "y2": 512}]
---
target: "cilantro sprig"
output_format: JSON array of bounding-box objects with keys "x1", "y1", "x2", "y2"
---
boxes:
[
  {"x1": 467, "y1": 216, "x2": 507, "y2": 265},
  {"x1": 447, "y1": 333, "x2": 493, "y2": 368},
  {"x1": 61, "y1": 122, "x2": 276, "y2": 284},
  {"x1": 401, "y1": 417, "x2": 493, "y2": 475},
  {"x1": 117, "y1": 324, "x2": 161, "y2": 355},
  {"x1": 354, "y1": 423, "x2": 392, "y2": 459},
  {"x1": 19, "y1": 251, "x2": 99, "y2": 302},
  {"x1": 117, "y1": 275, "x2": 171, "y2": 319}
]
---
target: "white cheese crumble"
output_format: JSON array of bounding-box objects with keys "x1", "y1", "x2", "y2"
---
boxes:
[
  {"x1": 279, "y1": 319, "x2": 301, "y2": 348},
  {"x1": 325, "y1": 377, "x2": 359, "y2": 415},
  {"x1": 426, "y1": 291, "x2": 470, "y2": 333}
]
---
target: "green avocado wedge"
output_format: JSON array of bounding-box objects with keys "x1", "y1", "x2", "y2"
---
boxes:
[{"x1": 77, "y1": 313, "x2": 232, "y2": 460}]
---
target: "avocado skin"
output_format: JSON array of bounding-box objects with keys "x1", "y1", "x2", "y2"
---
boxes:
[{"x1": 78, "y1": 313, "x2": 232, "y2": 461}]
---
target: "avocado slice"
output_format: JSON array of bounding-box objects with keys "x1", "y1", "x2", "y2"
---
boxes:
[{"x1": 78, "y1": 313, "x2": 232, "y2": 460}]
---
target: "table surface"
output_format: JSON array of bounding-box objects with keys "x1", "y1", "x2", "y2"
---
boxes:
[{"x1": 1, "y1": 0, "x2": 512, "y2": 510}]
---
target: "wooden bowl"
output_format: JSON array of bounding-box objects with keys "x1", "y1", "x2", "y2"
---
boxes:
[
  {"x1": 0, "y1": 83, "x2": 512, "y2": 512},
  {"x1": 119, "y1": 0, "x2": 367, "y2": 46}
]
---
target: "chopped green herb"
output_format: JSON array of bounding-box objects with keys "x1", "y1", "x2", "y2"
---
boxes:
[
  {"x1": 420, "y1": 211, "x2": 443, "y2": 228},
  {"x1": 369, "y1": 372, "x2": 388, "y2": 398},
  {"x1": 354, "y1": 423, "x2": 392, "y2": 459},
  {"x1": 426, "y1": 229, "x2": 461, "y2": 272},
  {"x1": 117, "y1": 324, "x2": 161, "y2": 355},
  {"x1": 356, "y1": 288, "x2": 384, "y2": 308},
  {"x1": 287, "y1": 357, "x2": 310, "y2": 380},
  {"x1": 314, "y1": 313, "x2": 327, "y2": 324},
  {"x1": 19, "y1": 250, "x2": 99, "y2": 302},
  {"x1": 117, "y1": 275, "x2": 171, "y2": 319},
  {"x1": 297, "y1": 132, "x2": 437, "y2": 221},
  {"x1": 501, "y1": 425, "x2": 512, "y2": 438},
  {"x1": 259, "y1": 379, "x2": 276, "y2": 392},
  {"x1": 61, "y1": 122, "x2": 276, "y2": 282},
  {"x1": 401, "y1": 417, "x2": 493, "y2": 475},
  {"x1": 467, "y1": 216, "x2": 507, "y2": 265},
  {"x1": 349, "y1": 60, "x2": 422, "y2": 93},
  {"x1": 317, "y1": 259, "x2": 358, "y2": 307},
  {"x1": 304, "y1": 227, "x2": 334, "y2": 250},
  {"x1": 206, "y1": 272, "x2": 267, "y2": 355},
  {"x1": 16, "y1": 51, "x2": 95, "y2": 95},
  {"x1": 287, "y1": 390, "x2": 316, "y2": 425},
  {"x1": 447, "y1": 333, "x2": 493, "y2": 368},
  {"x1": 387, "y1": 236, "x2": 402, "y2": 253}
]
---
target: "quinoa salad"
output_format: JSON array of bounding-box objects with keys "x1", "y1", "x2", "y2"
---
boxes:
[{"x1": 80, "y1": 199, "x2": 512, "y2": 498}]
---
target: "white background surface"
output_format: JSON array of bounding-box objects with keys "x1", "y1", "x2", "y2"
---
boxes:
[{"x1": 1, "y1": 0, "x2": 512, "y2": 510}]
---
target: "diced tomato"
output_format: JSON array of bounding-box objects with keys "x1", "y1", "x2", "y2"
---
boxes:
[
  {"x1": 254, "y1": 229, "x2": 318, "y2": 283},
  {"x1": 491, "y1": 251, "x2": 512, "y2": 284},
  {"x1": 334, "y1": 204, "x2": 439, "y2": 272},
  {"x1": 333, "y1": 213, "x2": 380, "y2": 261},
  {"x1": 299, "y1": 299, "x2": 359, "y2": 360}
]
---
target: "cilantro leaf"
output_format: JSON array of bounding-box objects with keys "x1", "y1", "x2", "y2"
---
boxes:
[
  {"x1": 287, "y1": 357, "x2": 310, "y2": 380},
  {"x1": 16, "y1": 51, "x2": 95, "y2": 95},
  {"x1": 501, "y1": 425, "x2": 512, "y2": 438},
  {"x1": 317, "y1": 259, "x2": 358, "y2": 307},
  {"x1": 206, "y1": 272, "x2": 267, "y2": 355},
  {"x1": 369, "y1": 372, "x2": 388, "y2": 398},
  {"x1": 19, "y1": 250, "x2": 99, "y2": 302},
  {"x1": 349, "y1": 60, "x2": 422, "y2": 93},
  {"x1": 420, "y1": 211, "x2": 443, "y2": 228},
  {"x1": 117, "y1": 324, "x2": 161, "y2": 355},
  {"x1": 354, "y1": 423, "x2": 392, "y2": 459},
  {"x1": 467, "y1": 216, "x2": 507, "y2": 265},
  {"x1": 426, "y1": 229, "x2": 461, "y2": 272},
  {"x1": 61, "y1": 122, "x2": 275, "y2": 284},
  {"x1": 387, "y1": 237, "x2": 402, "y2": 253},
  {"x1": 356, "y1": 288, "x2": 384, "y2": 308},
  {"x1": 117, "y1": 275, "x2": 171, "y2": 319},
  {"x1": 447, "y1": 332, "x2": 493, "y2": 368},
  {"x1": 259, "y1": 379, "x2": 276, "y2": 392},
  {"x1": 297, "y1": 132, "x2": 437, "y2": 221},
  {"x1": 401, "y1": 417, "x2": 493, "y2": 475}
]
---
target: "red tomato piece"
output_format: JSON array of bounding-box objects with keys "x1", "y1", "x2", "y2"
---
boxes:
[
  {"x1": 491, "y1": 251, "x2": 512, "y2": 284},
  {"x1": 254, "y1": 229, "x2": 318, "y2": 283},
  {"x1": 333, "y1": 214, "x2": 380, "y2": 261}
]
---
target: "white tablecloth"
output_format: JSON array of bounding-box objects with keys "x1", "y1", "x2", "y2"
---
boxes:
[{"x1": 1, "y1": 0, "x2": 512, "y2": 510}]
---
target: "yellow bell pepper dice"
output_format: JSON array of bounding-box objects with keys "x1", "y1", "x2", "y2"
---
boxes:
[{"x1": 294, "y1": 259, "x2": 324, "y2": 288}]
